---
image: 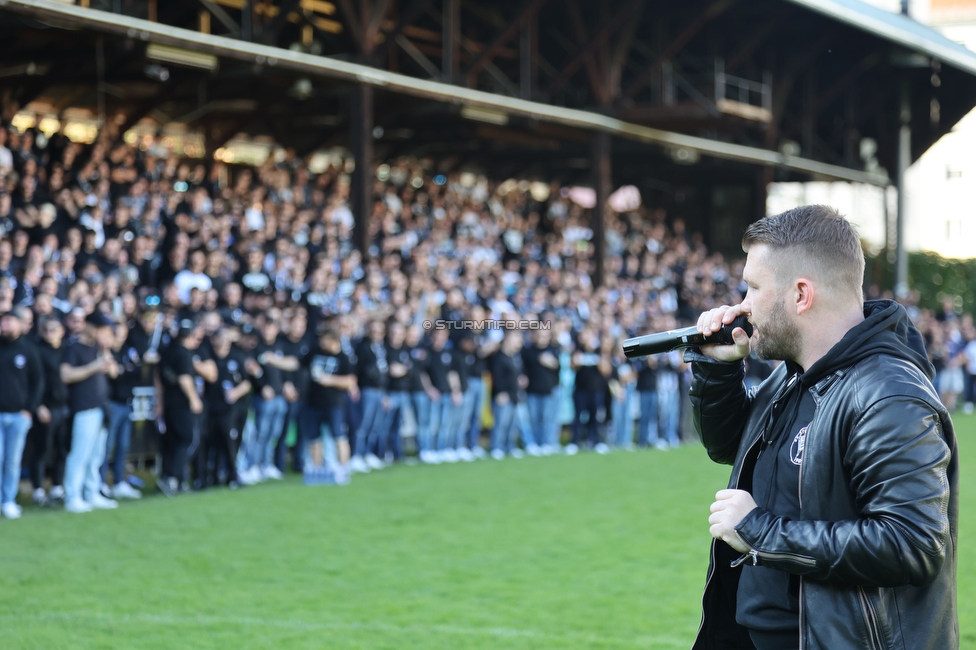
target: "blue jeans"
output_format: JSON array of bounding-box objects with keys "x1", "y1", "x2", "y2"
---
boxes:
[
  {"x1": 657, "y1": 386, "x2": 681, "y2": 446},
  {"x1": 638, "y1": 390, "x2": 659, "y2": 446},
  {"x1": 0, "y1": 412, "x2": 32, "y2": 505},
  {"x1": 491, "y1": 399, "x2": 516, "y2": 453},
  {"x1": 611, "y1": 386, "x2": 634, "y2": 447},
  {"x1": 572, "y1": 391, "x2": 605, "y2": 447},
  {"x1": 354, "y1": 387, "x2": 388, "y2": 458},
  {"x1": 547, "y1": 387, "x2": 563, "y2": 447},
  {"x1": 345, "y1": 392, "x2": 363, "y2": 453},
  {"x1": 381, "y1": 391, "x2": 408, "y2": 460},
  {"x1": 251, "y1": 395, "x2": 288, "y2": 468},
  {"x1": 460, "y1": 378, "x2": 484, "y2": 449},
  {"x1": 526, "y1": 391, "x2": 558, "y2": 448},
  {"x1": 101, "y1": 401, "x2": 133, "y2": 484},
  {"x1": 411, "y1": 391, "x2": 432, "y2": 452},
  {"x1": 516, "y1": 401, "x2": 535, "y2": 448},
  {"x1": 431, "y1": 395, "x2": 459, "y2": 451},
  {"x1": 275, "y1": 400, "x2": 303, "y2": 472},
  {"x1": 64, "y1": 408, "x2": 107, "y2": 504}
]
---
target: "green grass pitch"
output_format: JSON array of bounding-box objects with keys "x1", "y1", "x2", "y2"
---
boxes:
[{"x1": 3, "y1": 413, "x2": 974, "y2": 649}]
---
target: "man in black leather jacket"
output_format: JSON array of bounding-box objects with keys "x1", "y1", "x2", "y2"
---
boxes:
[{"x1": 686, "y1": 205, "x2": 957, "y2": 650}]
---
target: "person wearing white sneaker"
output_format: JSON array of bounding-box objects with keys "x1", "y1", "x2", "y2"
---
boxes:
[
  {"x1": 101, "y1": 309, "x2": 158, "y2": 500},
  {"x1": 159, "y1": 322, "x2": 206, "y2": 495},
  {"x1": 490, "y1": 332, "x2": 525, "y2": 458},
  {"x1": 349, "y1": 455, "x2": 370, "y2": 473},
  {"x1": 0, "y1": 309, "x2": 43, "y2": 520},
  {"x1": 425, "y1": 328, "x2": 462, "y2": 465},
  {"x1": 1, "y1": 502, "x2": 23, "y2": 519},
  {"x1": 404, "y1": 326, "x2": 434, "y2": 463},
  {"x1": 523, "y1": 328, "x2": 561, "y2": 458},
  {"x1": 87, "y1": 492, "x2": 118, "y2": 510},
  {"x1": 352, "y1": 320, "x2": 391, "y2": 471},
  {"x1": 29, "y1": 317, "x2": 71, "y2": 510},
  {"x1": 61, "y1": 312, "x2": 119, "y2": 515},
  {"x1": 383, "y1": 322, "x2": 413, "y2": 465},
  {"x1": 112, "y1": 480, "x2": 142, "y2": 499},
  {"x1": 456, "y1": 333, "x2": 490, "y2": 461},
  {"x1": 300, "y1": 327, "x2": 356, "y2": 479},
  {"x1": 32, "y1": 487, "x2": 48, "y2": 506},
  {"x1": 262, "y1": 464, "x2": 284, "y2": 480},
  {"x1": 64, "y1": 498, "x2": 93, "y2": 513},
  {"x1": 247, "y1": 315, "x2": 295, "y2": 486},
  {"x1": 440, "y1": 448, "x2": 459, "y2": 463}
]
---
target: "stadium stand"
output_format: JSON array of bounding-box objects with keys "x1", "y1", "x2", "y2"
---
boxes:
[{"x1": 0, "y1": 113, "x2": 972, "y2": 515}]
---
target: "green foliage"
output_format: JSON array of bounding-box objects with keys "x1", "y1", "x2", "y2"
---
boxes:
[
  {"x1": 2, "y1": 415, "x2": 975, "y2": 649},
  {"x1": 865, "y1": 250, "x2": 976, "y2": 316}
]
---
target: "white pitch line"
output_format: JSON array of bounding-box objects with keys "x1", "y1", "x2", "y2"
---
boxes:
[{"x1": 1, "y1": 610, "x2": 690, "y2": 648}]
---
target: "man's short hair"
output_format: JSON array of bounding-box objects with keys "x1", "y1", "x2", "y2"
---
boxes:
[{"x1": 742, "y1": 205, "x2": 864, "y2": 302}]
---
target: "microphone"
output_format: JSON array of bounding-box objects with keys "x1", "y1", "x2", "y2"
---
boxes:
[{"x1": 622, "y1": 315, "x2": 754, "y2": 359}]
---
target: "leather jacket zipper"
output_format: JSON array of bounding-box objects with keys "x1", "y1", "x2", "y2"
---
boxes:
[
  {"x1": 730, "y1": 548, "x2": 817, "y2": 568},
  {"x1": 858, "y1": 586, "x2": 884, "y2": 649}
]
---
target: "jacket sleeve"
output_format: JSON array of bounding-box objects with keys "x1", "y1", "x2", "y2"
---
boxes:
[
  {"x1": 734, "y1": 395, "x2": 951, "y2": 588},
  {"x1": 684, "y1": 348, "x2": 752, "y2": 466}
]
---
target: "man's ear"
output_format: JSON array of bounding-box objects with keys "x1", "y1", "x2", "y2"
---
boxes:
[{"x1": 794, "y1": 278, "x2": 814, "y2": 316}]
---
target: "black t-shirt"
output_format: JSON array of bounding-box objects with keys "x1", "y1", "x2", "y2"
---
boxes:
[
  {"x1": 574, "y1": 350, "x2": 606, "y2": 393},
  {"x1": 303, "y1": 347, "x2": 353, "y2": 408},
  {"x1": 356, "y1": 338, "x2": 389, "y2": 390},
  {"x1": 636, "y1": 361, "x2": 658, "y2": 392},
  {"x1": 406, "y1": 345, "x2": 428, "y2": 392},
  {"x1": 387, "y1": 344, "x2": 413, "y2": 392},
  {"x1": 254, "y1": 336, "x2": 286, "y2": 394},
  {"x1": 450, "y1": 348, "x2": 469, "y2": 393},
  {"x1": 160, "y1": 341, "x2": 195, "y2": 413},
  {"x1": 36, "y1": 339, "x2": 68, "y2": 407},
  {"x1": 190, "y1": 339, "x2": 214, "y2": 400},
  {"x1": 281, "y1": 335, "x2": 312, "y2": 400},
  {"x1": 736, "y1": 370, "x2": 813, "y2": 637},
  {"x1": 426, "y1": 346, "x2": 454, "y2": 393},
  {"x1": 522, "y1": 344, "x2": 560, "y2": 394},
  {"x1": 467, "y1": 341, "x2": 488, "y2": 377},
  {"x1": 206, "y1": 347, "x2": 250, "y2": 414},
  {"x1": 63, "y1": 341, "x2": 109, "y2": 413},
  {"x1": 110, "y1": 346, "x2": 140, "y2": 404},
  {"x1": 490, "y1": 351, "x2": 521, "y2": 401}
]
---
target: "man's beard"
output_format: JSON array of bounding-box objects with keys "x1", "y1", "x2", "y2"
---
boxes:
[{"x1": 753, "y1": 298, "x2": 801, "y2": 362}]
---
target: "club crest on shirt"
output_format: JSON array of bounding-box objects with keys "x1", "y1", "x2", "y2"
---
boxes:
[
  {"x1": 790, "y1": 426, "x2": 808, "y2": 466},
  {"x1": 14, "y1": 354, "x2": 26, "y2": 369}
]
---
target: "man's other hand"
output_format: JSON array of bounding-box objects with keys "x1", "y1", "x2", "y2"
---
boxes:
[{"x1": 708, "y1": 489, "x2": 758, "y2": 553}]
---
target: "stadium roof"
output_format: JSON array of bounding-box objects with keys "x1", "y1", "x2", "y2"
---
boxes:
[
  {"x1": 3, "y1": 0, "x2": 976, "y2": 256},
  {"x1": 786, "y1": 0, "x2": 976, "y2": 76}
]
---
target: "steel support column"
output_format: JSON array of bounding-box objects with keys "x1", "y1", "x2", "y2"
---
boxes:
[
  {"x1": 592, "y1": 131, "x2": 611, "y2": 288},
  {"x1": 350, "y1": 83, "x2": 374, "y2": 257},
  {"x1": 442, "y1": 0, "x2": 460, "y2": 83},
  {"x1": 895, "y1": 80, "x2": 910, "y2": 299}
]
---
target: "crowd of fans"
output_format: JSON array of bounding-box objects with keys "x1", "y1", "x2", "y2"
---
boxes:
[{"x1": 1, "y1": 116, "x2": 974, "y2": 518}]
